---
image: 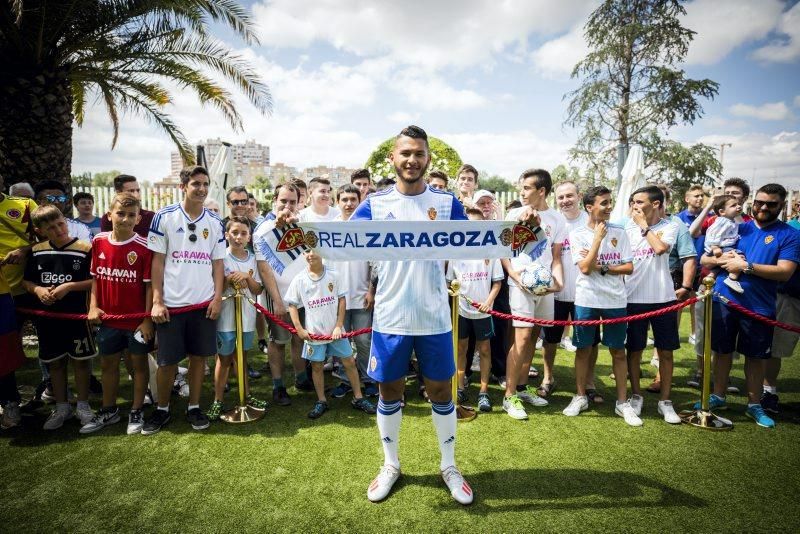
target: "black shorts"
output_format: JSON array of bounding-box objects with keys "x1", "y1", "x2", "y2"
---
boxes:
[
  {"x1": 625, "y1": 302, "x2": 680, "y2": 352},
  {"x1": 36, "y1": 319, "x2": 96, "y2": 363},
  {"x1": 97, "y1": 325, "x2": 153, "y2": 356},
  {"x1": 458, "y1": 316, "x2": 494, "y2": 341},
  {"x1": 155, "y1": 308, "x2": 217, "y2": 365},
  {"x1": 671, "y1": 267, "x2": 702, "y2": 292},
  {"x1": 543, "y1": 300, "x2": 601, "y2": 346},
  {"x1": 711, "y1": 300, "x2": 774, "y2": 359}
]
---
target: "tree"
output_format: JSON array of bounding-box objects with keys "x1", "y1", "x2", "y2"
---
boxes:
[
  {"x1": 640, "y1": 132, "x2": 721, "y2": 204},
  {"x1": 251, "y1": 174, "x2": 271, "y2": 191},
  {"x1": 478, "y1": 172, "x2": 515, "y2": 194},
  {"x1": 564, "y1": 0, "x2": 719, "y2": 193},
  {"x1": 91, "y1": 170, "x2": 121, "y2": 187},
  {"x1": 365, "y1": 137, "x2": 463, "y2": 181},
  {"x1": 71, "y1": 172, "x2": 93, "y2": 188},
  {"x1": 0, "y1": 0, "x2": 271, "y2": 191}
]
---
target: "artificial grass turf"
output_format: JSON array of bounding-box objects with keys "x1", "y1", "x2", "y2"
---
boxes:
[{"x1": 3, "y1": 311, "x2": 800, "y2": 533}]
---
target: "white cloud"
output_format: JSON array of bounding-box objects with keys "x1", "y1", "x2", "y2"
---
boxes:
[
  {"x1": 251, "y1": 0, "x2": 595, "y2": 70},
  {"x1": 530, "y1": 25, "x2": 587, "y2": 79},
  {"x1": 729, "y1": 101, "x2": 793, "y2": 121},
  {"x1": 395, "y1": 75, "x2": 488, "y2": 110},
  {"x1": 682, "y1": 0, "x2": 784, "y2": 65},
  {"x1": 751, "y1": 2, "x2": 800, "y2": 63},
  {"x1": 386, "y1": 111, "x2": 419, "y2": 124}
]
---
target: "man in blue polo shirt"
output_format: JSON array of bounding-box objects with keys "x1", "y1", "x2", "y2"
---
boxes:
[{"x1": 701, "y1": 183, "x2": 800, "y2": 428}]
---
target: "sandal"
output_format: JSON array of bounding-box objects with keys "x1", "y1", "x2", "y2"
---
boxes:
[
  {"x1": 536, "y1": 381, "x2": 556, "y2": 398},
  {"x1": 586, "y1": 388, "x2": 604, "y2": 404},
  {"x1": 646, "y1": 381, "x2": 661, "y2": 394}
]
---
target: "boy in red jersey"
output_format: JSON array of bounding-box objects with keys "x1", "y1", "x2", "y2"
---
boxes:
[{"x1": 83, "y1": 193, "x2": 154, "y2": 434}]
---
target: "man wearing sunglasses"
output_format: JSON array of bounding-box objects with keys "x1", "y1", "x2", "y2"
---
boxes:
[
  {"x1": 223, "y1": 186, "x2": 257, "y2": 250},
  {"x1": 33, "y1": 180, "x2": 92, "y2": 244},
  {"x1": 701, "y1": 183, "x2": 800, "y2": 429},
  {"x1": 143, "y1": 166, "x2": 226, "y2": 434}
]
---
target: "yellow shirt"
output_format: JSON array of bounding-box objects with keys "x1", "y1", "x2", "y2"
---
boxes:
[{"x1": 0, "y1": 194, "x2": 38, "y2": 295}]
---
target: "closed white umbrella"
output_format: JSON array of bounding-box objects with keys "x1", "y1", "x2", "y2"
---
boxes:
[
  {"x1": 611, "y1": 145, "x2": 646, "y2": 224},
  {"x1": 208, "y1": 142, "x2": 234, "y2": 217}
]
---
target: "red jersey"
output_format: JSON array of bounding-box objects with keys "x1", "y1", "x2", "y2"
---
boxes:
[
  {"x1": 90, "y1": 232, "x2": 152, "y2": 331},
  {"x1": 701, "y1": 213, "x2": 752, "y2": 232}
]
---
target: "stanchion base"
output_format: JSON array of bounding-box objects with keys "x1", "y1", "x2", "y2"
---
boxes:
[
  {"x1": 456, "y1": 404, "x2": 477, "y2": 422},
  {"x1": 221, "y1": 405, "x2": 266, "y2": 424},
  {"x1": 679, "y1": 409, "x2": 733, "y2": 430}
]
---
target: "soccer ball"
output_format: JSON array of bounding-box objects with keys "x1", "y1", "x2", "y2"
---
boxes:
[{"x1": 520, "y1": 262, "x2": 552, "y2": 296}]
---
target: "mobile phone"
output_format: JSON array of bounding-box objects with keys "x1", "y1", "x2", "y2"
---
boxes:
[{"x1": 133, "y1": 330, "x2": 146, "y2": 344}]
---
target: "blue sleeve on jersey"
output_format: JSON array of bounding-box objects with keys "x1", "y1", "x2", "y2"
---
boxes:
[
  {"x1": 450, "y1": 195, "x2": 467, "y2": 220},
  {"x1": 351, "y1": 198, "x2": 372, "y2": 220},
  {"x1": 779, "y1": 224, "x2": 800, "y2": 263}
]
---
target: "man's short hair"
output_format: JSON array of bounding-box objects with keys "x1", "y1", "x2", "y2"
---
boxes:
[
  {"x1": 686, "y1": 184, "x2": 704, "y2": 194},
  {"x1": 274, "y1": 182, "x2": 299, "y2": 199},
  {"x1": 757, "y1": 183, "x2": 788, "y2": 202},
  {"x1": 226, "y1": 185, "x2": 248, "y2": 202},
  {"x1": 555, "y1": 181, "x2": 579, "y2": 195},
  {"x1": 583, "y1": 186, "x2": 611, "y2": 207},
  {"x1": 308, "y1": 177, "x2": 331, "y2": 191},
  {"x1": 632, "y1": 185, "x2": 664, "y2": 205},
  {"x1": 109, "y1": 192, "x2": 141, "y2": 211},
  {"x1": 113, "y1": 174, "x2": 138, "y2": 192},
  {"x1": 180, "y1": 166, "x2": 209, "y2": 185},
  {"x1": 226, "y1": 215, "x2": 252, "y2": 231},
  {"x1": 351, "y1": 169, "x2": 371, "y2": 183},
  {"x1": 506, "y1": 199, "x2": 522, "y2": 210},
  {"x1": 337, "y1": 183, "x2": 361, "y2": 202},
  {"x1": 395, "y1": 125, "x2": 428, "y2": 146},
  {"x1": 519, "y1": 168, "x2": 553, "y2": 195},
  {"x1": 73, "y1": 191, "x2": 94, "y2": 204},
  {"x1": 247, "y1": 192, "x2": 256, "y2": 200},
  {"x1": 712, "y1": 194, "x2": 736, "y2": 215},
  {"x1": 465, "y1": 207, "x2": 484, "y2": 219},
  {"x1": 31, "y1": 204, "x2": 64, "y2": 228},
  {"x1": 34, "y1": 180, "x2": 66, "y2": 196},
  {"x1": 457, "y1": 164, "x2": 478, "y2": 179},
  {"x1": 9, "y1": 182, "x2": 34, "y2": 197},
  {"x1": 427, "y1": 170, "x2": 448, "y2": 185},
  {"x1": 289, "y1": 178, "x2": 307, "y2": 191},
  {"x1": 376, "y1": 177, "x2": 396, "y2": 190},
  {"x1": 723, "y1": 177, "x2": 750, "y2": 199}
]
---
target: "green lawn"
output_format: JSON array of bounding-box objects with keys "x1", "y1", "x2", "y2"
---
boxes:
[{"x1": 3, "y1": 310, "x2": 800, "y2": 533}]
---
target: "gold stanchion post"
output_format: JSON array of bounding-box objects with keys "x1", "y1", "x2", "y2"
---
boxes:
[
  {"x1": 222, "y1": 287, "x2": 266, "y2": 424},
  {"x1": 449, "y1": 279, "x2": 476, "y2": 422},
  {"x1": 680, "y1": 276, "x2": 733, "y2": 430}
]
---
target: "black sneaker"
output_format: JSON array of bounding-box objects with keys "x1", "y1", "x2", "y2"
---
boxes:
[
  {"x1": 89, "y1": 375, "x2": 103, "y2": 397},
  {"x1": 295, "y1": 379, "x2": 315, "y2": 392},
  {"x1": 258, "y1": 339, "x2": 269, "y2": 354},
  {"x1": 273, "y1": 386, "x2": 291, "y2": 406},
  {"x1": 141, "y1": 409, "x2": 171, "y2": 435},
  {"x1": 186, "y1": 407, "x2": 210, "y2": 430},
  {"x1": 351, "y1": 397, "x2": 376, "y2": 414},
  {"x1": 761, "y1": 391, "x2": 779, "y2": 414},
  {"x1": 457, "y1": 389, "x2": 467, "y2": 404},
  {"x1": 331, "y1": 382, "x2": 352, "y2": 398},
  {"x1": 308, "y1": 401, "x2": 328, "y2": 419}
]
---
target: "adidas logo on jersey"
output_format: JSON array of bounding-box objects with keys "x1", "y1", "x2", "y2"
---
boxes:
[
  {"x1": 98, "y1": 252, "x2": 106, "y2": 259},
  {"x1": 176, "y1": 227, "x2": 185, "y2": 233},
  {"x1": 385, "y1": 212, "x2": 396, "y2": 220}
]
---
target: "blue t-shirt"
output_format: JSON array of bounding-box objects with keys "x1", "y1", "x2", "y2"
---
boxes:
[
  {"x1": 778, "y1": 226, "x2": 800, "y2": 298},
  {"x1": 788, "y1": 218, "x2": 800, "y2": 231},
  {"x1": 715, "y1": 220, "x2": 800, "y2": 316},
  {"x1": 676, "y1": 209, "x2": 707, "y2": 257},
  {"x1": 668, "y1": 215, "x2": 697, "y2": 271}
]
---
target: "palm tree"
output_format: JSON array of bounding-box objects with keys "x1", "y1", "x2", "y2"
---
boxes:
[{"x1": 0, "y1": 0, "x2": 271, "y2": 189}]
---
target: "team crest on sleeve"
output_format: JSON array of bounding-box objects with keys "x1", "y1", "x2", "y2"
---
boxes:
[
  {"x1": 127, "y1": 251, "x2": 138, "y2": 265},
  {"x1": 5, "y1": 209, "x2": 21, "y2": 219},
  {"x1": 202, "y1": 228, "x2": 209, "y2": 239},
  {"x1": 611, "y1": 237, "x2": 618, "y2": 248},
  {"x1": 656, "y1": 231, "x2": 663, "y2": 238},
  {"x1": 765, "y1": 235, "x2": 774, "y2": 245},
  {"x1": 327, "y1": 282, "x2": 334, "y2": 292},
  {"x1": 428, "y1": 207, "x2": 437, "y2": 220}
]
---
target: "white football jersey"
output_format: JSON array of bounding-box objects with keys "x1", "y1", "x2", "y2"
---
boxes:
[
  {"x1": 67, "y1": 218, "x2": 92, "y2": 243},
  {"x1": 253, "y1": 217, "x2": 306, "y2": 300},
  {"x1": 350, "y1": 185, "x2": 467, "y2": 335},
  {"x1": 624, "y1": 218, "x2": 677, "y2": 304},
  {"x1": 218, "y1": 249, "x2": 261, "y2": 333},
  {"x1": 328, "y1": 215, "x2": 371, "y2": 310},
  {"x1": 148, "y1": 203, "x2": 226, "y2": 307},
  {"x1": 570, "y1": 223, "x2": 633, "y2": 309},
  {"x1": 446, "y1": 259, "x2": 504, "y2": 319},
  {"x1": 505, "y1": 207, "x2": 567, "y2": 288},
  {"x1": 555, "y1": 210, "x2": 588, "y2": 302},
  {"x1": 298, "y1": 205, "x2": 342, "y2": 222},
  {"x1": 284, "y1": 267, "x2": 344, "y2": 345}
]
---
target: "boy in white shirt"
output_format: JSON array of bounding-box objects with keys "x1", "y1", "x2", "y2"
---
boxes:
[
  {"x1": 446, "y1": 207, "x2": 503, "y2": 412},
  {"x1": 207, "y1": 217, "x2": 268, "y2": 421},
  {"x1": 286, "y1": 250, "x2": 376, "y2": 419},
  {"x1": 298, "y1": 177, "x2": 341, "y2": 223}
]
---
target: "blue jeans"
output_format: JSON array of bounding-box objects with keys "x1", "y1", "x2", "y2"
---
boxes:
[{"x1": 340, "y1": 308, "x2": 373, "y2": 385}]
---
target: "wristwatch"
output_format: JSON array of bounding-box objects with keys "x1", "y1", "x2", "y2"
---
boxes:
[
  {"x1": 641, "y1": 226, "x2": 650, "y2": 237},
  {"x1": 600, "y1": 265, "x2": 610, "y2": 276},
  {"x1": 743, "y1": 261, "x2": 755, "y2": 275},
  {"x1": 681, "y1": 285, "x2": 693, "y2": 292}
]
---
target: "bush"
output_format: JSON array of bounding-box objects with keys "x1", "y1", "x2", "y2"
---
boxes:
[{"x1": 364, "y1": 137, "x2": 463, "y2": 181}]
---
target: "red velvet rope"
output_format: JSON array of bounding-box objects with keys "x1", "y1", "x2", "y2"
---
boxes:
[
  {"x1": 249, "y1": 298, "x2": 372, "y2": 341},
  {"x1": 720, "y1": 297, "x2": 800, "y2": 334},
  {"x1": 16, "y1": 301, "x2": 212, "y2": 321}
]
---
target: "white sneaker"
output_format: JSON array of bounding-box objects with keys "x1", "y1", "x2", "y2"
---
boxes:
[
  {"x1": 0, "y1": 402, "x2": 21, "y2": 429},
  {"x1": 560, "y1": 337, "x2": 577, "y2": 352},
  {"x1": 658, "y1": 400, "x2": 681, "y2": 424},
  {"x1": 497, "y1": 376, "x2": 507, "y2": 389},
  {"x1": 688, "y1": 333, "x2": 697, "y2": 345},
  {"x1": 77, "y1": 406, "x2": 96, "y2": 425},
  {"x1": 615, "y1": 402, "x2": 643, "y2": 427},
  {"x1": 629, "y1": 394, "x2": 644, "y2": 417},
  {"x1": 79, "y1": 407, "x2": 120, "y2": 434},
  {"x1": 724, "y1": 277, "x2": 744, "y2": 294},
  {"x1": 470, "y1": 353, "x2": 480, "y2": 372},
  {"x1": 127, "y1": 410, "x2": 145, "y2": 435},
  {"x1": 367, "y1": 464, "x2": 401, "y2": 502},
  {"x1": 535, "y1": 338, "x2": 543, "y2": 350},
  {"x1": 441, "y1": 466, "x2": 474, "y2": 505},
  {"x1": 502, "y1": 395, "x2": 528, "y2": 420},
  {"x1": 563, "y1": 395, "x2": 589, "y2": 416},
  {"x1": 650, "y1": 354, "x2": 660, "y2": 368},
  {"x1": 43, "y1": 409, "x2": 73, "y2": 430},
  {"x1": 518, "y1": 386, "x2": 548, "y2": 407}
]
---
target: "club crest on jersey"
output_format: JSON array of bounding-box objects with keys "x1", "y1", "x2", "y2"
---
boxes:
[
  {"x1": 127, "y1": 251, "x2": 138, "y2": 266},
  {"x1": 248, "y1": 269, "x2": 254, "y2": 276},
  {"x1": 765, "y1": 235, "x2": 774, "y2": 245},
  {"x1": 611, "y1": 237, "x2": 618, "y2": 248},
  {"x1": 327, "y1": 282, "x2": 334, "y2": 292},
  {"x1": 656, "y1": 231, "x2": 663, "y2": 239},
  {"x1": 73, "y1": 259, "x2": 81, "y2": 271},
  {"x1": 149, "y1": 235, "x2": 156, "y2": 242},
  {"x1": 5, "y1": 208, "x2": 21, "y2": 219},
  {"x1": 500, "y1": 224, "x2": 538, "y2": 251},
  {"x1": 428, "y1": 207, "x2": 437, "y2": 220},
  {"x1": 369, "y1": 356, "x2": 377, "y2": 372},
  {"x1": 202, "y1": 228, "x2": 209, "y2": 239}
]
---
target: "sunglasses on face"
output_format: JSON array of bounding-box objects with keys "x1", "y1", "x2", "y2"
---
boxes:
[
  {"x1": 229, "y1": 199, "x2": 249, "y2": 206},
  {"x1": 188, "y1": 222, "x2": 197, "y2": 242},
  {"x1": 753, "y1": 199, "x2": 781, "y2": 210},
  {"x1": 46, "y1": 195, "x2": 68, "y2": 203}
]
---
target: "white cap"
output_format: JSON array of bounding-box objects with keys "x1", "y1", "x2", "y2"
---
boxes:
[{"x1": 472, "y1": 189, "x2": 494, "y2": 204}]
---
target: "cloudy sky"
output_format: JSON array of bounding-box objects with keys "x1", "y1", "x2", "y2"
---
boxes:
[{"x1": 72, "y1": 0, "x2": 800, "y2": 189}]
